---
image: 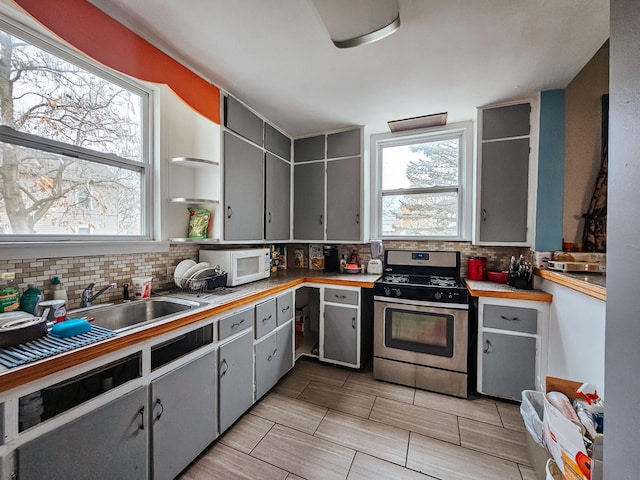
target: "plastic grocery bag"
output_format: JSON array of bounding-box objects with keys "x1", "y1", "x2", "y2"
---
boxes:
[{"x1": 521, "y1": 390, "x2": 546, "y2": 446}]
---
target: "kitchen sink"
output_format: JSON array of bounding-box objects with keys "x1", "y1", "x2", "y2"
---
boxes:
[{"x1": 68, "y1": 297, "x2": 208, "y2": 332}]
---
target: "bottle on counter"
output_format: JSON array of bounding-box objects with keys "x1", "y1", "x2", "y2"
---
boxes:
[
  {"x1": 340, "y1": 255, "x2": 346, "y2": 273},
  {"x1": 19, "y1": 284, "x2": 44, "y2": 315},
  {"x1": 51, "y1": 276, "x2": 68, "y2": 303},
  {"x1": 0, "y1": 272, "x2": 20, "y2": 312}
]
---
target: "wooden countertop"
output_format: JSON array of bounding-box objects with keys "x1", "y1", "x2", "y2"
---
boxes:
[
  {"x1": 465, "y1": 278, "x2": 553, "y2": 302},
  {"x1": 535, "y1": 268, "x2": 606, "y2": 301},
  {"x1": 0, "y1": 270, "x2": 380, "y2": 393}
]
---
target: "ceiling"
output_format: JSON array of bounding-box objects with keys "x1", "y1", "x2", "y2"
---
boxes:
[{"x1": 88, "y1": 0, "x2": 609, "y2": 138}]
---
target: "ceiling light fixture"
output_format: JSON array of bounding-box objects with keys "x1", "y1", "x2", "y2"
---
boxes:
[
  {"x1": 311, "y1": 0, "x2": 400, "y2": 49},
  {"x1": 388, "y1": 112, "x2": 448, "y2": 132}
]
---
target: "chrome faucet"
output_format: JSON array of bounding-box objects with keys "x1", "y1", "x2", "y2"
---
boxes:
[{"x1": 81, "y1": 282, "x2": 117, "y2": 308}]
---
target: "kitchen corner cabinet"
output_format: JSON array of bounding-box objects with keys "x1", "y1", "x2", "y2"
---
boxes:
[
  {"x1": 321, "y1": 286, "x2": 361, "y2": 368},
  {"x1": 293, "y1": 127, "x2": 364, "y2": 242},
  {"x1": 223, "y1": 131, "x2": 264, "y2": 240},
  {"x1": 265, "y1": 152, "x2": 291, "y2": 240},
  {"x1": 475, "y1": 100, "x2": 537, "y2": 245},
  {"x1": 151, "y1": 350, "x2": 217, "y2": 480},
  {"x1": 218, "y1": 328, "x2": 254, "y2": 433},
  {"x1": 476, "y1": 297, "x2": 549, "y2": 401},
  {"x1": 18, "y1": 386, "x2": 149, "y2": 480}
]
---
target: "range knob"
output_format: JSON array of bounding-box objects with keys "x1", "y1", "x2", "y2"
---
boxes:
[
  {"x1": 384, "y1": 287, "x2": 391, "y2": 296},
  {"x1": 434, "y1": 291, "x2": 442, "y2": 300},
  {"x1": 394, "y1": 288, "x2": 402, "y2": 297}
]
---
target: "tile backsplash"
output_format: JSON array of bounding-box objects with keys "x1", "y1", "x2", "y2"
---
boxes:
[{"x1": 1, "y1": 241, "x2": 530, "y2": 309}]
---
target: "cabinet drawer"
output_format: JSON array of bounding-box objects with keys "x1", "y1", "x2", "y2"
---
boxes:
[
  {"x1": 483, "y1": 304, "x2": 537, "y2": 334},
  {"x1": 276, "y1": 292, "x2": 294, "y2": 326},
  {"x1": 218, "y1": 308, "x2": 254, "y2": 341},
  {"x1": 324, "y1": 288, "x2": 358, "y2": 305},
  {"x1": 255, "y1": 298, "x2": 277, "y2": 338}
]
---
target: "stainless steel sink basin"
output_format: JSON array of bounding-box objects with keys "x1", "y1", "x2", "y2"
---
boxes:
[{"x1": 69, "y1": 297, "x2": 208, "y2": 332}]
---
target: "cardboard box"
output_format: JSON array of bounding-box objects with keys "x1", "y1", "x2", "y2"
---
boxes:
[{"x1": 309, "y1": 244, "x2": 324, "y2": 270}]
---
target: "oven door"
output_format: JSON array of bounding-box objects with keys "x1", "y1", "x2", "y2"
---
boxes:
[{"x1": 374, "y1": 297, "x2": 468, "y2": 373}]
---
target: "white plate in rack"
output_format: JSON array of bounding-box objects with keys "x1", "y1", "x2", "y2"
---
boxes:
[{"x1": 174, "y1": 259, "x2": 196, "y2": 288}]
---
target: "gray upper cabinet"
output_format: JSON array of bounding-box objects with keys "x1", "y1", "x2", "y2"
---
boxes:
[
  {"x1": 225, "y1": 96, "x2": 263, "y2": 145},
  {"x1": 265, "y1": 152, "x2": 291, "y2": 240},
  {"x1": 294, "y1": 161, "x2": 325, "y2": 239},
  {"x1": 224, "y1": 131, "x2": 264, "y2": 240},
  {"x1": 327, "y1": 157, "x2": 361, "y2": 241},
  {"x1": 477, "y1": 101, "x2": 533, "y2": 244},
  {"x1": 265, "y1": 123, "x2": 291, "y2": 161},
  {"x1": 18, "y1": 386, "x2": 149, "y2": 480},
  {"x1": 327, "y1": 129, "x2": 361, "y2": 158},
  {"x1": 294, "y1": 135, "x2": 325, "y2": 162}
]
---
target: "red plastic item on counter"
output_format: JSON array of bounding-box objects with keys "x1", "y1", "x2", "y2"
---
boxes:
[{"x1": 468, "y1": 256, "x2": 487, "y2": 280}]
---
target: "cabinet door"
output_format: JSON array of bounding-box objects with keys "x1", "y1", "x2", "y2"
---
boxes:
[
  {"x1": 326, "y1": 157, "x2": 361, "y2": 241},
  {"x1": 219, "y1": 330, "x2": 254, "y2": 433},
  {"x1": 265, "y1": 123, "x2": 291, "y2": 161},
  {"x1": 276, "y1": 291, "x2": 294, "y2": 326},
  {"x1": 18, "y1": 386, "x2": 148, "y2": 480},
  {"x1": 225, "y1": 96, "x2": 264, "y2": 145},
  {"x1": 224, "y1": 131, "x2": 264, "y2": 240},
  {"x1": 327, "y1": 129, "x2": 360, "y2": 158},
  {"x1": 479, "y1": 138, "x2": 530, "y2": 242},
  {"x1": 481, "y1": 332, "x2": 536, "y2": 401},
  {"x1": 255, "y1": 333, "x2": 278, "y2": 400},
  {"x1": 151, "y1": 350, "x2": 217, "y2": 480},
  {"x1": 265, "y1": 152, "x2": 291, "y2": 240},
  {"x1": 277, "y1": 322, "x2": 294, "y2": 379},
  {"x1": 294, "y1": 162, "x2": 325, "y2": 240},
  {"x1": 255, "y1": 298, "x2": 277, "y2": 339},
  {"x1": 323, "y1": 304, "x2": 358, "y2": 367},
  {"x1": 294, "y1": 135, "x2": 325, "y2": 162}
]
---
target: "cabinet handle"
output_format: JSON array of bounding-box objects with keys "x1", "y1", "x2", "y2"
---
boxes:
[
  {"x1": 334, "y1": 294, "x2": 347, "y2": 299},
  {"x1": 268, "y1": 212, "x2": 272, "y2": 223},
  {"x1": 500, "y1": 315, "x2": 519, "y2": 322},
  {"x1": 267, "y1": 349, "x2": 278, "y2": 361},
  {"x1": 154, "y1": 398, "x2": 164, "y2": 423},
  {"x1": 231, "y1": 319, "x2": 245, "y2": 330},
  {"x1": 319, "y1": 214, "x2": 323, "y2": 225},
  {"x1": 262, "y1": 314, "x2": 273, "y2": 323},
  {"x1": 137, "y1": 406, "x2": 145, "y2": 431},
  {"x1": 356, "y1": 213, "x2": 360, "y2": 224},
  {"x1": 220, "y1": 358, "x2": 228, "y2": 377},
  {"x1": 352, "y1": 317, "x2": 356, "y2": 329},
  {"x1": 282, "y1": 305, "x2": 290, "y2": 313},
  {"x1": 482, "y1": 209, "x2": 487, "y2": 222},
  {"x1": 227, "y1": 206, "x2": 233, "y2": 218},
  {"x1": 483, "y1": 339, "x2": 494, "y2": 354}
]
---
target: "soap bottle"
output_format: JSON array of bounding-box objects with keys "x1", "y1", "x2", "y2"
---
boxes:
[
  {"x1": 340, "y1": 255, "x2": 346, "y2": 273},
  {"x1": 51, "y1": 276, "x2": 68, "y2": 303},
  {"x1": 19, "y1": 284, "x2": 44, "y2": 315}
]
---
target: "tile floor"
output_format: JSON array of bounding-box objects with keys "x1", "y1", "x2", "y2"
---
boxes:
[{"x1": 180, "y1": 358, "x2": 536, "y2": 480}]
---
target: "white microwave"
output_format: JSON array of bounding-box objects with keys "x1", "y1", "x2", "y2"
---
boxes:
[{"x1": 199, "y1": 248, "x2": 271, "y2": 286}]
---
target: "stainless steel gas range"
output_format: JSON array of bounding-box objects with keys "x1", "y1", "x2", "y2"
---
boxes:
[{"x1": 373, "y1": 250, "x2": 472, "y2": 398}]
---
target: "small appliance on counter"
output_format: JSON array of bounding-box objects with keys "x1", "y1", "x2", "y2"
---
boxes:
[
  {"x1": 199, "y1": 248, "x2": 270, "y2": 286},
  {"x1": 323, "y1": 245, "x2": 340, "y2": 272},
  {"x1": 368, "y1": 240, "x2": 384, "y2": 274}
]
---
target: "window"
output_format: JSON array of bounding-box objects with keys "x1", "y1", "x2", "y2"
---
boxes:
[
  {"x1": 0, "y1": 20, "x2": 150, "y2": 240},
  {"x1": 372, "y1": 122, "x2": 472, "y2": 239}
]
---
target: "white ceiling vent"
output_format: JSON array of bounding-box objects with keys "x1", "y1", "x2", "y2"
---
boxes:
[{"x1": 388, "y1": 112, "x2": 448, "y2": 133}]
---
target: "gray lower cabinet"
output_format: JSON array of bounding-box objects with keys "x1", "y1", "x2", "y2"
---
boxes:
[
  {"x1": 151, "y1": 350, "x2": 217, "y2": 480},
  {"x1": 255, "y1": 323, "x2": 293, "y2": 400},
  {"x1": 326, "y1": 157, "x2": 361, "y2": 241},
  {"x1": 480, "y1": 331, "x2": 536, "y2": 401},
  {"x1": 323, "y1": 304, "x2": 358, "y2": 366},
  {"x1": 265, "y1": 152, "x2": 290, "y2": 240},
  {"x1": 294, "y1": 161, "x2": 325, "y2": 240},
  {"x1": 18, "y1": 386, "x2": 148, "y2": 480},
  {"x1": 224, "y1": 131, "x2": 264, "y2": 240},
  {"x1": 218, "y1": 329, "x2": 253, "y2": 433}
]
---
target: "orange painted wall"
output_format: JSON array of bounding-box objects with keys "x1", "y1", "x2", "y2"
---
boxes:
[{"x1": 14, "y1": 0, "x2": 220, "y2": 124}]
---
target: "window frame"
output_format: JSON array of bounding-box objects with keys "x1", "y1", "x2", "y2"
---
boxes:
[
  {"x1": 370, "y1": 121, "x2": 474, "y2": 241},
  {"x1": 0, "y1": 14, "x2": 155, "y2": 246}
]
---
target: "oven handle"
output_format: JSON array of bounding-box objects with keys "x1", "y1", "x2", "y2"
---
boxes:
[{"x1": 374, "y1": 296, "x2": 468, "y2": 310}]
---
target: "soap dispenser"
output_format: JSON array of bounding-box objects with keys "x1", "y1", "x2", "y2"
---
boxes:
[{"x1": 51, "y1": 276, "x2": 68, "y2": 303}]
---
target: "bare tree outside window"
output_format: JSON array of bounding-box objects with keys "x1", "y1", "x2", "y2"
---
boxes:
[{"x1": 0, "y1": 28, "x2": 146, "y2": 236}]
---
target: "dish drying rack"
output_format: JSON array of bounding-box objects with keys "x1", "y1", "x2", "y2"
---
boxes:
[{"x1": 173, "y1": 269, "x2": 228, "y2": 294}]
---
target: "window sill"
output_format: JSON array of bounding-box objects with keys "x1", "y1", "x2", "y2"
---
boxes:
[{"x1": 0, "y1": 240, "x2": 170, "y2": 260}]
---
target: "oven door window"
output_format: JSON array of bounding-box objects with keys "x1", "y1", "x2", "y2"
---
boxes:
[{"x1": 384, "y1": 308, "x2": 454, "y2": 357}]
